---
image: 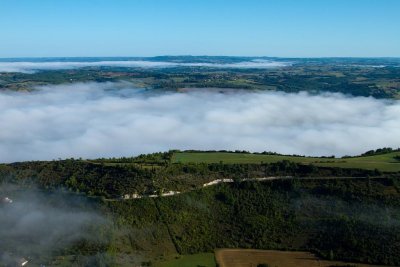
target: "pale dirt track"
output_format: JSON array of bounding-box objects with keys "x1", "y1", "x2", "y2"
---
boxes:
[
  {"x1": 215, "y1": 249, "x2": 392, "y2": 267},
  {"x1": 120, "y1": 175, "x2": 385, "y2": 200}
]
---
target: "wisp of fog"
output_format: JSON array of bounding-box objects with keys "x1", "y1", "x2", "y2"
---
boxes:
[
  {"x1": 0, "y1": 59, "x2": 289, "y2": 73},
  {"x1": 0, "y1": 82, "x2": 399, "y2": 162},
  {"x1": 0, "y1": 185, "x2": 107, "y2": 265}
]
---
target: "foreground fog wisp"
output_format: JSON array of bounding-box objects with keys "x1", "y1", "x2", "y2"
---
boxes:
[
  {"x1": 0, "y1": 82, "x2": 399, "y2": 162},
  {"x1": 0, "y1": 185, "x2": 107, "y2": 265}
]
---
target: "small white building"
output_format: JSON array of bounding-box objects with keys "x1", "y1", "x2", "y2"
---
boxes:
[{"x1": 1, "y1": 197, "x2": 13, "y2": 204}]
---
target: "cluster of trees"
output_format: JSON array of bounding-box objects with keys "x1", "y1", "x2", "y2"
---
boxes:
[
  {"x1": 361, "y1": 147, "x2": 400, "y2": 156},
  {"x1": 94, "y1": 151, "x2": 172, "y2": 165},
  {"x1": 0, "y1": 160, "x2": 155, "y2": 198}
]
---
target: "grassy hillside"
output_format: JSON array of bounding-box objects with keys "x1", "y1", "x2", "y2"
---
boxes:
[{"x1": 172, "y1": 151, "x2": 400, "y2": 172}]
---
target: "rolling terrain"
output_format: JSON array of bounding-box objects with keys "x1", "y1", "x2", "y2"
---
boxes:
[
  {"x1": 1, "y1": 57, "x2": 399, "y2": 99},
  {"x1": 1, "y1": 149, "x2": 400, "y2": 266}
]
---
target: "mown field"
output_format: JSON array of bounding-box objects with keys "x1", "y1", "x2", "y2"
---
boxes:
[
  {"x1": 154, "y1": 253, "x2": 215, "y2": 267},
  {"x1": 215, "y1": 249, "x2": 392, "y2": 267},
  {"x1": 172, "y1": 152, "x2": 400, "y2": 172}
]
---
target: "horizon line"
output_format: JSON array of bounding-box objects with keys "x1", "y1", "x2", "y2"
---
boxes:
[{"x1": 0, "y1": 55, "x2": 400, "y2": 60}]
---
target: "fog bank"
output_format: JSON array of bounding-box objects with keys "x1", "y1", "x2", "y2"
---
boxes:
[
  {"x1": 0, "y1": 82, "x2": 399, "y2": 162},
  {"x1": 0, "y1": 59, "x2": 289, "y2": 73}
]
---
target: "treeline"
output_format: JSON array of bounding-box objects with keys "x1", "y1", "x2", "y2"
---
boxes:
[
  {"x1": 0, "y1": 160, "x2": 155, "y2": 198},
  {"x1": 161, "y1": 160, "x2": 382, "y2": 180},
  {"x1": 180, "y1": 147, "x2": 400, "y2": 158},
  {"x1": 361, "y1": 147, "x2": 400, "y2": 157},
  {"x1": 177, "y1": 149, "x2": 300, "y2": 157},
  {"x1": 0, "y1": 159, "x2": 385, "y2": 199},
  {"x1": 93, "y1": 151, "x2": 173, "y2": 165}
]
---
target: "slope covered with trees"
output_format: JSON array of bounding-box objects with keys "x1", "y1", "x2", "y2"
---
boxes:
[{"x1": 1, "y1": 151, "x2": 400, "y2": 266}]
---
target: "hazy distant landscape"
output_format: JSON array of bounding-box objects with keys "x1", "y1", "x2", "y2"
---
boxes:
[{"x1": 1, "y1": 57, "x2": 399, "y2": 98}]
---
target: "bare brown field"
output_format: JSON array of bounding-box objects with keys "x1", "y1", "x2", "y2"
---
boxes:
[{"x1": 215, "y1": 249, "x2": 392, "y2": 267}]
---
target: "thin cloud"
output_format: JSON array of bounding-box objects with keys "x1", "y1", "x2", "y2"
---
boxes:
[
  {"x1": 0, "y1": 60, "x2": 290, "y2": 73},
  {"x1": 0, "y1": 82, "x2": 399, "y2": 162}
]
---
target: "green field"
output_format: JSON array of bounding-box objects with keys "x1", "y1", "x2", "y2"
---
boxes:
[
  {"x1": 172, "y1": 151, "x2": 400, "y2": 172},
  {"x1": 154, "y1": 253, "x2": 216, "y2": 267}
]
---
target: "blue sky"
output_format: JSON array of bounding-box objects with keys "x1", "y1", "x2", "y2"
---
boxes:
[{"x1": 0, "y1": 0, "x2": 399, "y2": 57}]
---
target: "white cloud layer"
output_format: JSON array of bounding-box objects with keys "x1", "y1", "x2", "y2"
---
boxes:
[
  {"x1": 0, "y1": 60, "x2": 289, "y2": 73},
  {"x1": 0, "y1": 82, "x2": 399, "y2": 162}
]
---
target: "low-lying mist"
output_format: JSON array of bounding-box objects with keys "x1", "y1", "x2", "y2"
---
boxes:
[
  {"x1": 0, "y1": 59, "x2": 289, "y2": 73},
  {"x1": 0, "y1": 184, "x2": 108, "y2": 266},
  {"x1": 0, "y1": 82, "x2": 399, "y2": 162}
]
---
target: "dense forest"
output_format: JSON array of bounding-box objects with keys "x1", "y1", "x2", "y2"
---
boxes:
[{"x1": 0, "y1": 156, "x2": 385, "y2": 199}]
